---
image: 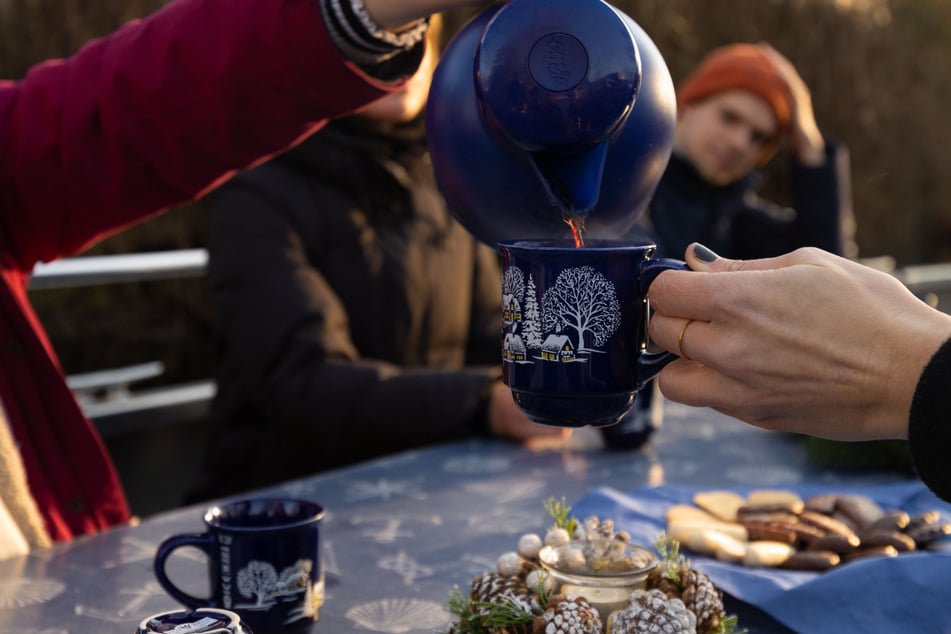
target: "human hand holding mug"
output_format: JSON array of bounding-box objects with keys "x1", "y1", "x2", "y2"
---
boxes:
[
  {"x1": 499, "y1": 239, "x2": 688, "y2": 427},
  {"x1": 154, "y1": 498, "x2": 325, "y2": 634},
  {"x1": 648, "y1": 244, "x2": 951, "y2": 440}
]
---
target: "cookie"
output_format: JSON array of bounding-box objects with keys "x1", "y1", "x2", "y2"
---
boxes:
[{"x1": 693, "y1": 490, "x2": 747, "y2": 522}]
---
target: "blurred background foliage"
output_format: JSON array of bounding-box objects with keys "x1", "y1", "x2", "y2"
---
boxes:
[{"x1": 8, "y1": 0, "x2": 951, "y2": 383}]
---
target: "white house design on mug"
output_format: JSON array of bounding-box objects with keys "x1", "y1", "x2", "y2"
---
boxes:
[
  {"x1": 233, "y1": 558, "x2": 315, "y2": 624},
  {"x1": 502, "y1": 265, "x2": 621, "y2": 364}
]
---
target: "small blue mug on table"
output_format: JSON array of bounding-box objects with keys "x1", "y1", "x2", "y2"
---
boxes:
[
  {"x1": 499, "y1": 239, "x2": 687, "y2": 427},
  {"x1": 154, "y1": 498, "x2": 324, "y2": 634}
]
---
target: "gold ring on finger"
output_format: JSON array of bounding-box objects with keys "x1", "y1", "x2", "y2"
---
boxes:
[{"x1": 678, "y1": 319, "x2": 696, "y2": 361}]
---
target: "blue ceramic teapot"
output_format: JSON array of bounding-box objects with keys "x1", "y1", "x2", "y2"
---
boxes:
[{"x1": 426, "y1": 0, "x2": 676, "y2": 246}]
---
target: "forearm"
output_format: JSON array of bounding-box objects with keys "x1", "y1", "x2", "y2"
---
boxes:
[
  {"x1": 790, "y1": 141, "x2": 854, "y2": 255},
  {"x1": 791, "y1": 118, "x2": 825, "y2": 167},
  {"x1": 261, "y1": 361, "x2": 498, "y2": 462},
  {"x1": 1, "y1": 0, "x2": 391, "y2": 266}
]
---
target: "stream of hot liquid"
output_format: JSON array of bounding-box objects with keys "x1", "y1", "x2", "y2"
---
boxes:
[{"x1": 566, "y1": 215, "x2": 586, "y2": 248}]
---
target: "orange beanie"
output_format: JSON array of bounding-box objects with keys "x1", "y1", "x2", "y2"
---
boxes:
[{"x1": 677, "y1": 44, "x2": 793, "y2": 136}]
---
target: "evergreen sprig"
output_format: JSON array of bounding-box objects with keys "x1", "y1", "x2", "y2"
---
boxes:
[
  {"x1": 530, "y1": 570, "x2": 554, "y2": 612},
  {"x1": 544, "y1": 496, "x2": 579, "y2": 537},
  {"x1": 475, "y1": 595, "x2": 537, "y2": 628},
  {"x1": 653, "y1": 530, "x2": 691, "y2": 587},
  {"x1": 714, "y1": 613, "x2": 747, "y2": 634},
  {"x1": 441, "y1": 587, "x2": 537, "y2": 634},
  {"x1": 442, "y1": 587, "x2": 482, "y2": 634}
]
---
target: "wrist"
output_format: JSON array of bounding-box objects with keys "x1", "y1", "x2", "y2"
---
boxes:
[
  {"x1": 361, "y1": 0, "x2": 438, "y2": 31},
  {"x1": 889, "y1": 313, "x2": 951, "y2": 437},
  {"x1": 793, "y1": 126, "x2": 825, "y2": 165}
]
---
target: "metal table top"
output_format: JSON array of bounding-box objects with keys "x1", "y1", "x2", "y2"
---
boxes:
[{"x1": 0, "y1": 401, "x2": 918, "y2": 633}]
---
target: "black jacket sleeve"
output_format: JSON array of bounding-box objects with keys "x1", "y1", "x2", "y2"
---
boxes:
[{"x1": 908, "y1": 337, "x2": 951, "y2": 503}]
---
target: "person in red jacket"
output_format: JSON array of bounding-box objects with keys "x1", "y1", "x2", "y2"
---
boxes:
[{"x1": 0, "y1": 0, "x2": 488, "y2": 554}]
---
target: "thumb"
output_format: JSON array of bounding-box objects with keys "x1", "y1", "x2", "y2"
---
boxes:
[
  {"x1": 684, "y1": 242, "x2": 722, "y2": 273},
  {"x1": 684, "y1": 242, "x2": 812, "y2": 274},
  {"x1": 684, "y1": 243, "x2": 727, "y2": 272}
]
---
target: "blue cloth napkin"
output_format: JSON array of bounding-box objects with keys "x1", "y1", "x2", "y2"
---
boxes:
[{"x1": 570, "y1": 482, "x2": 951, "y2": 634}]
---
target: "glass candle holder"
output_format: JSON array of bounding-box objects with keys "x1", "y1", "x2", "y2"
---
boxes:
[{"x1": 538, "y1": 543, "x2": 658, "y2": 622}]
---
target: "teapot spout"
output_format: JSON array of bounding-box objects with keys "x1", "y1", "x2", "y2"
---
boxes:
[{"x1": 528, "y1": 140, "x2": 609, "y2": 217}]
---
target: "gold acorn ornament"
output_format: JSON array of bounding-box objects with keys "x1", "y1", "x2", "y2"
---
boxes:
[{"x1": 532, "y1": 595, "x2": 603, "y2": 634}]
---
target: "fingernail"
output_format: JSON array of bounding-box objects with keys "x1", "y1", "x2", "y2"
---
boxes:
[{"x1": 693, "y1": 243, "x2": 719, "y2": 262}]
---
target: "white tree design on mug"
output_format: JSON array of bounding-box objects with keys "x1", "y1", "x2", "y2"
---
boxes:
[
  {"x1": 521, "y1": 275, "x2": 544, "y2": 350},
  {"x1": 542, "y1": 266, "x2": 620, "y2": 352},
  {"x1": 237, "y1": 561, "x2": 278, "y2": 608}
]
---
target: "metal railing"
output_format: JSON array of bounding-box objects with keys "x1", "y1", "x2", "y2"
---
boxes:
[
  {"x1": 29, "y1": 248, "x2": 207, "y2": 290},
  {"x1": 28, "y1": 248, "x2": 951, "y2": 436},
  {"x1": 32, "y1": 248, "x2": 951, "y2": 296},
  {"x1": 30, "y1": 249, "x2": 214, "y2": 437},
  {"x1": 895, "y1": 263, "x2": 951, "y2": 297}
]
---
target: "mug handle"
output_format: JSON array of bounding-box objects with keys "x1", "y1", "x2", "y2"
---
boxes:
[
  {"x1": 636, "y1": 257, "x2": 691, "y2": 381},
  {"x1": 154, "y1": 533, "x2": 216, "y2": 610}
]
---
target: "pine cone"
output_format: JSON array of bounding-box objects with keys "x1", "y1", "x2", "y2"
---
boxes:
[
  {"x1": 471, "y1": 571, "x2": 540, "y2": 615},
  {"x1": 609, "y1": 589, "x2": 697, "y2": 634},
  {"x1": 532, "y1": 595, "x2": 603, "y2": 634},
  {"x1": 646, "y1": 566, "x2": 679, "y2": 596},
  {"x1": 647, "y1": 567, "x2": 724, "y2": 634},
  {"x1": 680, "y1": 569, "x2": 724, "y2": 634}
]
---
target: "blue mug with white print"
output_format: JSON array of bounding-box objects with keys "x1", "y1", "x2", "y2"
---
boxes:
[
  {"x1": 154, "y1": 498, "x2": 324, "y2": 634},
  {"x1": 499, "y1": 239, "x2": 687, "y2": 427}
]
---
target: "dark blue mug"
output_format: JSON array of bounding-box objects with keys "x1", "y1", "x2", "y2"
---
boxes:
[
  {"x1": 154, "y1": 498, "x2": 324, "y2": 634},
  {"x1": 499, "y1": 239, "x2": 687, "y2": 427}
]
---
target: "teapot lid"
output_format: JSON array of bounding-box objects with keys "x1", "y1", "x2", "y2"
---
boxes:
[
  {"x1": 135, "y1": 608, "x2": 251, "y2": 634},
  {"x1": 476, "y1": 0, "x2": 641, "y2": 153}
]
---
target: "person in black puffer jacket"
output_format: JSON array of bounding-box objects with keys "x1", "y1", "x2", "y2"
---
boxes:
[{"x1": 188, "y1": 20, "x2": 564, "y2": 501}]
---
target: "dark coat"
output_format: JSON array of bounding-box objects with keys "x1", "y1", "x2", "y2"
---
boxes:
[
  {"x1": 632, "y1": 144, "x2": 854, "y2": 259},
  {"x1": 190, "y1": 117, "x2": 503, "y2": 500}
]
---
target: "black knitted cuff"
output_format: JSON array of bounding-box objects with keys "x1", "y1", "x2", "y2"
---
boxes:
[
  {"x1": 908, "y1": 336, "x2": 951, "y2": 503},
  {"x1": 320, "y1": 0, "x2": 429, "y2": 69}
]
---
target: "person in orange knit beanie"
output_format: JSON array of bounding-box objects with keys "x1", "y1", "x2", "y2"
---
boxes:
[{"x1": 605, "y1": 42, "x2": 855, "y2": 450}]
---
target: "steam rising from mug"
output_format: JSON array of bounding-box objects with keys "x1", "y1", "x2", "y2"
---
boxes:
[{"x1": 426, "y1": 0, "x2": 676, "y2": 246}]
